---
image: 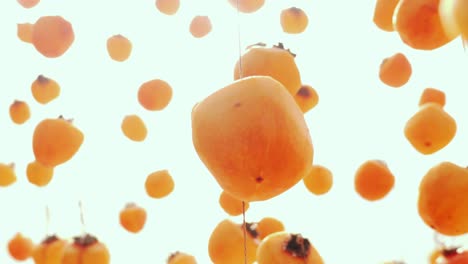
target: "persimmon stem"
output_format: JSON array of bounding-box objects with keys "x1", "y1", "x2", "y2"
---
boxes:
[
  {"x1": 79, "y1": 200, "x2": 86, "y2": 234},
  {"x1": 242, "y1": 200, "x2": 247, "y2": 264}
]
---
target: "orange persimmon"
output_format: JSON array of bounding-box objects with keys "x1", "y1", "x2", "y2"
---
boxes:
[
  {"x1": 31, "y1": 75, "x2": 61, "y2": 104},
  {"x1": 8, "y1": 232, "x2": 34, "y2": 261},
  {"x1": 32, "y1": 16, "x2": 74, "y2": 58},
  {"x1": 404, "y1": 103, "x2": 456, "y2": 155},
  {"x1": 208, "y1": 219, "x2": 259, "y2": 264},
  {"x1": 280, "y1": 7, "x2": 309, "y2": 34},
  {"x1": 17, "y1": 0, "x2": 39, "y2": 8},
  {"x1": 155, "y1": 0, "x2": 180, "y2": 15},
  {"x1": 373, "y1": 0, "x2": 400, "y2": 32},
  {"x1": 303, "y1": 165, "x2": 333, "y2": 195},
  {"x1": 32, "y1": 116, "x2": 84, "y2": 167},
  {"x1": 106, "y1": 34, "x2": 132, "y2": 62},
  {"x1": 418, "y1": 162, "x2": 468, "y2": 236},
  {"x1": 256, "y1": 232, "x2": 324, "y2": 264},
  {"x1": 256, "y1": 217, "x2": 285, "y2": 240},
  {"x1": 9, "y1": 100, "x2": 31, "y2": 125},
  {"x1": 119, "y1": 203, "x2": 147, "y2": 233},
  {"x1": 121, "y1": 114, "x2": 147, "y2": 142},
  {"x1": 26, "y1": 160, "x2": 54, "y2": 187},
  {"x1": 0, "y1": 163, "x2": 16, "y2": 187},
  {"x1": 233, "y1": 43, "x2": 302, "y2": 95},
  {"x1": 17, "y1": 23, "x2": 34, "y2": 43},
  {"x1": 145, "y1": 169, "x2": 175, "y2": 198},
  {"x1": 189, "y1": 16, "x2": 212, "y2": 38},
  {"x1": 447, "y1": 251, "x2": 468, "y2": 264},
  {"x1": 138, "y1": 79, "x2": 173, "y2": 111},
  {"x1": 32, "y1": 235, "x2": 67, "y2": 264},
  {"x1": 62, "y1": 234, "x2": 110, "y2": 264},
  {"x1": 419, "y1": 88, "x2": 446, "y2": 107},
  {"x1": 227, "y1": 0, "x2": 265, "y2": 13},
  {"x1": 167, "y1": 251, "x2": 197, "y2": 264},
  {"x1": 393, "y1": 0, "x2": 457, "y2": 50},
  {"x1": 218, "y1": 190, "x2": 249, "y2": 216},
  {"x1": 192, "y1": 76, "x2": 313, "y2": 202},
  {"x1": 294, "y1": 84, "x2": 319, "y2": 113},
  {"x1": 379, "y1": 52, "x2": 412, "y2": 88},
  {"x1": 354, "y1": 160, "x2": 395, "y2": 201}
]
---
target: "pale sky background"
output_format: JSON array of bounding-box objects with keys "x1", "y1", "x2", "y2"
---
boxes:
[{"x1": 1, "y1": 0, "x2": 468, "y2": 263}]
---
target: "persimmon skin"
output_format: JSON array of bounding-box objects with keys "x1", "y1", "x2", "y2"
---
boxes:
[
  {"x1": 119, "y1": 203, "x2": 147, "y2": 233},
  {"x1": 26, "y1": 160, "x2": 54, "y2": 187},
  {"x1": 167, "y1": 251, "x2": 197, "y2": 264},
  {"x1": 0, "y1": 163, "x2": 16, "y2": 187},
  {"x1": 280, "y1": 7, "x2": 309, "y2": 34},
  {"x1": 302, "y1": 165, "x2": 333, "y2": 195},
  {"x1": 121, "y1": 115, "x2": 147, "y2": 142},
  {"x1": 373, "y1": 0, "x2": 400, "y2": 31},
  {"x1": 31, "y1": 75, "x2": 61, "y2": 105},
  {"x1": 418, "y1": 162, "x2": 468, "y2": 236},
  {"x1": 294, "y1": 85, "x2": 319, "y2": 113},
  {"x1": 189, "y1": 16, "x2": 212, "y2": 38},
  {"x1": 106, "y1": 34, "x2": 132, "y2": 62},
  {"x1": 17, "y1": 23, "x2": 34, "y2": 43},
  {"x1": 256, "y1": 232, "x2": 324, "y2": 264},
  {"x1": 145, "y1": 170, "x2": 175, "y2": 198},
  {"x1": 8, "y1": 232, "x2": 34, "y2": 261},
  {"x1": 138, "y1": 79, "x2": 173, "y2": 111},
  {"x1": 32, "y1": 235, "x2": 67, "y2": 264},
  {"x1": 228, "y1": 0, "x2": 265, "y2": 13},
  {"x1": 379, "y1": 53, "x2": 412, "y2": 88},
  {"x1": 191, "y1": 76, "x2": 313, "y2": 202},
  {"x1": 9, "y1": 100, "x2": 31, "y2": 125},
  {"x1": 393, "y1": 0, "x2": 457, "y2": 50},
  {"x1": 62, "y1": 234, "x2": 110, "y2": 264},
  {"x1": 447, "y1": 251, "x2": 468, "y2": 264},
  {"x1": 32, "y1": 16, "x2": 75, "y2": 58},
  {"x1": 404, "y1": 103, "x2": 456, "y2": 155},
  {"x1": 32, "y1": 117, "x2": 84, "y2": 167},
  {"x1": 208, "y1": 219, "x2": 259, "y2": 264},
  {"x1": 218, "y1": 190, "x2": 249, "y2": 216},
  {"x1": 419, "y1": 88, "x2": 446, "y2": 107},
  {"x1": 234, "y1": 43, "x2": 302, "y2": 95},
  {"x1": 354, "y1": 160, "x2": 395, "y2": 201},
  {"x1": 155, "y1": 0, "x2": 180, "y2": 15},
  {"x1": 256, "y1": 217, "x2": 285, "y2": 240},
  {"x1": 17, "y1": 0, "x2": 39, "y2": 8}
]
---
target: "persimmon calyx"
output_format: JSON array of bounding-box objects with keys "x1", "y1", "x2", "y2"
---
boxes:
[
  {"x1": 73, "y1": 233, "x2": 98, "y2": 247},
  {"x1": 283, "y1": 234, "x2": 310, "y2": 258}
]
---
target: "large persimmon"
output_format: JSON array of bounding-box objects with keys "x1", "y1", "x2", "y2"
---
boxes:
[
  {"x1": 32, "y1": 235, "x2": 67, "y2": 264},
  {"x1": 191, "y1": 76, "x2": 313, "y2": 202},
  {"x1": 62, "y1": 234, "x2": 110, "y2": 264},
  {"x1": 32, "y1": 16, "x2": 75, "y2": 58},
  {"x1": 227, "y1": 0, "x2": 265, "y2": 13}
]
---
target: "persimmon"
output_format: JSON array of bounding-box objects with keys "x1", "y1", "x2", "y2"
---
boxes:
[
  {"x1": 167, "y1": 251, "x2": 197, "y2": 264},
  {"x1": 17, "y1": 0, "x2": 39, "y2": 8},
  {"x1": 393, "y1": 0, "x2": 457, "y2": 50},
  {"x1": 373, "y1": 0, "x2": 400, "y2": 31},
  {"x1": 106, "y1": 34, "x2": 132, "y2": 62},
  {"x1": 429, "y1": 248, "x2": 443, "y2": 263},
  {"x1": 233, "y1": 43, "x2": 302, "y2": 95},
  {"x1": 404, "y1": 103, "x2": 456, "y2": 155},
  {"x1": 208, "y1": 219, "x2": 259, "y2": 264},
  {"x1": 17, "y1": 23, "x2": 34, "y2": 43},
  {"x1": 62, "y1": 234, "x2": 110, "y2": 264},
  {"x1": 0, "y1": 163, "x2": 16, "y2": 187},
  {"x1": 280, "y1": 7, "x2": 309, "y2": 34},
  {"x1": 379, "y1": 52, "x2": 412, "y2": 88},
  {"x1": 439, "y1": 0, "x2": 468, "y2": 43},
  {"x1": 32, "y1": 235, "x2": 67, "y2": 264},
  {"x1": 256, "y1": 232, "x2": 324, "y2": 264},
  {"x1": 256, "y1": 217, "x2": 285, "y2": 240},
  {"x1": 303, "y1": 165, "x2": 333, "y2": 195},
  {"x1": 227, "y1": 0, "x2": 265, "y2": 13},
  {"x1": 145, "y1": 169, "x2": 175, "y2": 198},
  {"x1": 119, "y1": 202, "x2": 147, "y2": 233},
  {"x1": 354, "y1": 160, "x2": 395, "y2": 201},
  {"x1": 294, "y1": 84, "x2": 319, "y2": 113},
  {"x1": 137, "y1": 79, "x2": 173, "y2": 111},
  {"x1": 31, "y1": 75, "x2": 61, "y2": 105},
  {"x1": 218, "y1": 190, "x2": 249, "y2": 216},
  {"x1": 447, "y1": 251, "x2": 468, "y2": 264},
  {"x1": 192, "y1": 76, "x2": 313, "y2": 202},
  {"x1": 155, "y1": 0, "x2": 180, "y2": 15},
  {"x1": 189, "y1": 16, "x2": 212, "y2": 38},
  {"x1": 8, "y1": 232, "x2": 34, "y2": 261},
  {"x1": 418, "y1": 162, "x2": 468, "y2": 236},
  {"x1": 419, "y1": 88, "x2": 446, "y2": 107},
  {"x1": 9, "y1": 100, "x2": 31, "y2": 125},
  {"x1": 26, "y1": 160, "x2": 54, "y2": 187},
  {"x1": 32, "y1": 116, "x2": 84, "y2": 167},
  {"x1": 121, "y1": 114, "x2": 147, "y2": 142},
  {"x1": 32, "y1": 16, "x2": 74, "y2": 58}
]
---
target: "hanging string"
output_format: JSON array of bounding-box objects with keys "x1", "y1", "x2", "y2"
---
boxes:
[
  {"x1": 45, "y1": 205, "x2": 50, "y2": 235},
  {"x1": 78, "y1": 200, "x2": 86, "y2": 234},
  {"x1": 236, "y1": 0, "x2": 244, "y2": 79}
]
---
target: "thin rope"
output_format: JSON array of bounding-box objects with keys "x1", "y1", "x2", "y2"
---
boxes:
[
  {"x1": 236, "y1": 0, "x2": 243, "y2": 78},
  {"x1": 45, "y1": 205, "x2": 50, "y2": 235},
  {"x1": 79, "y1": 200, "x2": 86, "y2": 234},
  {"x1": 242, "y1": 201, "x2": 247, "y2": 264}
]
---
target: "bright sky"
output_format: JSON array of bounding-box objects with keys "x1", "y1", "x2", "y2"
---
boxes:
[{"x1": 1, "y1": 0, "x2": 468, "y2": 263}]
